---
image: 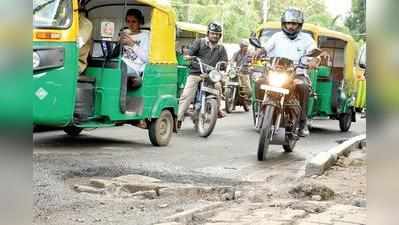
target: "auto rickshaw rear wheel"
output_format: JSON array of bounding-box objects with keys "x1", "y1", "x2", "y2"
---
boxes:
[
  {"x1": 64, "y1": 126, "x2": 83, "y2": 137},
  {"x1": 339, "y1": 112, "x2": 352, "y2": 132},
  {"x1": 149, "y1": 110, "x2": 173, "y2": 146}
]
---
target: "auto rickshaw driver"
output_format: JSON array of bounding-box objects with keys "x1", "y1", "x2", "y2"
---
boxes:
[{"x1": 77, "y1": 3, "x2": 93, "y2": 74}]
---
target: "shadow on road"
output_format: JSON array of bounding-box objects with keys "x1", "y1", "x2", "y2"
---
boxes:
[{"x1": 34, "y1": 134, "x2": 151, "y2": 150}]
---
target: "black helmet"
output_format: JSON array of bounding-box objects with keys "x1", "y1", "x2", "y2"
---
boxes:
[
  {"x1": 207, "y1": 22, "x2": 223, "y2": 34},
  {"x1": 281, "y1": 8, "x2": 304, "y2": 40}
]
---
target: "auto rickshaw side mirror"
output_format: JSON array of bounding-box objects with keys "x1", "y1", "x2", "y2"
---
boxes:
[
  {"x1": 359, "y1": 62, "x2": 367, "y2": 69},
  {"x1": 249, "y1": 37, "x2": 262, "y2": 49}
]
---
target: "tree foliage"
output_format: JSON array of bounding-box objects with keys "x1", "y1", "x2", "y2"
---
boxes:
[
  {"x1": 171, "y1": 0, "x2": 363, "y2": 43},
  {"x1": 267, "y1": 0, "x2": 326, "y2": 21},
  {"x1": 345, "y1": 0, "x2": 366, "y2": 41}
]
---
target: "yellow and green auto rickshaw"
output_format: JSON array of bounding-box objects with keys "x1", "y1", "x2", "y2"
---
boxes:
[
  {"x1": 251, "y1": 22, "x2": 358, "y2": 132},
  {"x1": 33, "y1": 0, "x2": 184, "y2": 146},
  {"x1": 355, "y1": 43, "x2": 366, "y2": 112}
]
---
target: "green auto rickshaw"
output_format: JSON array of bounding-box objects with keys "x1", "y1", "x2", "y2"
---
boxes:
[
  {"x1": 355, "y1": 43, "x2": 366, "y2": 112},
  {"x1": 252, "y1": 22, "x2": 358, "y2": 132},
  {"x1": 33, "y1": 0, "x2": 184, "y2": 146}
]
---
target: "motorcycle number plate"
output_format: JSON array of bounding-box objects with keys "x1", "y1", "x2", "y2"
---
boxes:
[
  {"x1": 260, "y1": 85, "x2": 289, "y2": 95},
  {"x1": 201, "y1": 86, "x2": 219, "y2": 95},
  {"x1": 226, "y1": 81, "x2": 239, "y2": 86}
]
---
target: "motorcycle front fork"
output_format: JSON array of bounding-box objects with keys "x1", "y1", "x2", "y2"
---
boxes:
[{"x1": 262, "y1": 93, "x2": 285, "y2": 135}]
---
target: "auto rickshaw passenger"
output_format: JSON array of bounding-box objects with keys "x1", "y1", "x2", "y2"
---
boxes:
[
  {"x1": 231, "y1": 39, "x2": 252, "y2": 99},
  {"x1": 256, "y1": 8, "x2": 318, "y2": 137},
  {"x1": 78, "y1": 7, "x2": 93, "y2": 74},
  {"x1": 120, "y1": 8, "x2": 150, "y2": 86}
]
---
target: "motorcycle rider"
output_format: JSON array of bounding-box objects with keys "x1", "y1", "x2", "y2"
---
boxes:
[
  {"x1": 177, "y1": 22, "x2": 228, "y2": 129},
  {"x1": 231, "y1": 39, "x2": 252, "y2": 101},
  {"x1": 255, "y1": 8, "x2": 318, "y2": 137}
]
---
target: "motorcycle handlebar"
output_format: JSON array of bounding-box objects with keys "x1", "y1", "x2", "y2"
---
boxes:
[{"x1": 192, "y1": 56, "x2": 227, "y2": 74}]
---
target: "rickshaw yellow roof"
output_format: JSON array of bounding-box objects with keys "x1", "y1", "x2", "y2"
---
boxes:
[
  {"x1": 257, "y1": 21, "x2": 355, "y2": 43},
  {"x1": 86, "y1": 0, "x2": 176, "y2": 17},
  {"x1": 176, "y1": 21, "x2": 207, "y2": 35}
]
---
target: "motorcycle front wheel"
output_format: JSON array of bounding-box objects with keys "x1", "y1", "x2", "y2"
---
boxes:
[
  {"x1": 257, "y1": 105, "x2": 275, "y2": 161},
  {"x1": 198, "y1": 98, "x2": 218, "y2": 137}
]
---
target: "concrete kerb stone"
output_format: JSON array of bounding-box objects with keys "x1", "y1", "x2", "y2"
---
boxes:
[
  {"x1": 305, "y1": 134, "x2": 366, "y2": 177},
  {"x1": 162, "y1": 202, "x2": 224, "y2": 224}
]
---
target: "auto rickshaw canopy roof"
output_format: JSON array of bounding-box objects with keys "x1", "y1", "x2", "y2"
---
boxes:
[
  {"x1": 176, "y1": 21, "x2": 207, "y2": 35},
  {"x1": 257, "y1": 21, "x2": 355, "y2": 44},
  {"x1": 82, "y1": 0, "x2": 175, "y2": 18},
  {"x1": 33, "y1": 0, "x2": 177, "y2": 64}
]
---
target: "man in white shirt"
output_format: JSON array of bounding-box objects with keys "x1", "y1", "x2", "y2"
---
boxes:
[{"x1": 260, "y1": 8, "x2": 317, "y2": 137}]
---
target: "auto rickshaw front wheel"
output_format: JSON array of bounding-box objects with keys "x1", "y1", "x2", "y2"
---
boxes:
[
  {"x1": 339, "y1": 112, "x2": 352, "y2": 132},
  {"x1": 149, "y1": 110, "x2": 174, "y2": 146},
  {"x1": 64, "y1": 126, "x2": 83, "y2": 137}
]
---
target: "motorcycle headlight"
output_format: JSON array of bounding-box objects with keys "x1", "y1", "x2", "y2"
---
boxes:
[
  {"x1": 252, "y1": 71, "x2": 263, "y2": 80},
  {"x1": 209, "y1": 70, "x2": 222, "y2": 82},
  {"x1": 33, "y1": 51, "x2": 41, "y2": 69},
  {"x1": 228, "y1": 70, "x2": 237, "y2": 78},
  {"x1": 268, "y1": 71, "x2": 288, "y2": 87}
]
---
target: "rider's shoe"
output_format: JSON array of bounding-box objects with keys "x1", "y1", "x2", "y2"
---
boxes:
[
  {"x1": 298, "y1": 120, "x2": 310, "y2": 137},
  {"x1": 298, "y1": 126, "x2": 309, "y2": 137},
  {"x1": 177, "y1": 120, "x2": 182, "y2": 129},
  {"x1": 218, "y1": 111, "x2": 225, "y2": 118}
]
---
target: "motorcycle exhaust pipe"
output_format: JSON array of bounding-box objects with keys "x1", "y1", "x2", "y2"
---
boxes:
[{"x1": 270, "y1": 128, "x2": 288, "y2": 145}]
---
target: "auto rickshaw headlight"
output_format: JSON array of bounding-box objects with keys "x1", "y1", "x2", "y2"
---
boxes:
[
  {"x1": 268, "y1": 71, "x2": 287, "y2": 87},
  {"x1": 33, "y1": 51, "x2": 41, "y2": 69},
  {"x1": 209, "y1": 70, "x2": 222, "y2": 82}
]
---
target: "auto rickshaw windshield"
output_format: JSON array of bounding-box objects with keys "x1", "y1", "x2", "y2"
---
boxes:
[{"x1": 33, "y1": 0, "x2": 72, "y2": 29}]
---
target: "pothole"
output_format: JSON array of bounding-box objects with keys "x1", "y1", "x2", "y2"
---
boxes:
[
  {"x1": 63, "y1": 167, "x2": 246, "y2": 202},
  {"x1": 62, "y1": 166, "x2": 246, "y2": 186}
]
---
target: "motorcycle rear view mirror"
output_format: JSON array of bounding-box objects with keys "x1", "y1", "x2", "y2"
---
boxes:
[
  {"x1": 249, "y1": 37, "x2": 262, "y2": 49},
  {"x1": 305, "y1": 48, "x2": 322, "y2": 57}
]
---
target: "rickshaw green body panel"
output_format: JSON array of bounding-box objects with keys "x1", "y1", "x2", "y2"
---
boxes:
[
  {"x1": 84, "y1": 63, "x2": 178, "y2": 123},
  {"x1": 176, "y1": 53, "x2": 189, "y2": 96},
  {"x1": 33, "y1": 42, "x2": 78, "y2": 126},
  {"x1": 33, "y1": 42, "x2": 179, "y2": 127},
  {"x1": 308, "y1": 67, "x2": 333, "y2": 117},
  {"x1": 307, "y1": 66, "x2": 353, "y2": 118}
]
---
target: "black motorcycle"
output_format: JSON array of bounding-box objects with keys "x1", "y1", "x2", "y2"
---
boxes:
[
  {"x1": 190, "y1": 57, "x2": 226, "y2": 137},
  {"x1": 224, "y1": 64, "x2": 250, "y2": 113},
  {"x1": 249, "y1": 37, "x2": 321, "y2": 161}
]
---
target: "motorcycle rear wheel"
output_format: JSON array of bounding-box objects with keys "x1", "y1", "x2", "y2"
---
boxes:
[{"x1": 257, "y1": 105, "x2": 274, "y2": 161}]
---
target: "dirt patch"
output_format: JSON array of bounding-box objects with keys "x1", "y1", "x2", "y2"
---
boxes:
[
  {"x1": 289, "y1": 181, "x2": 335, "y2": 201},
  {"x1": 302, "y1": 148, "x2": 367, "y2": 207}
]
